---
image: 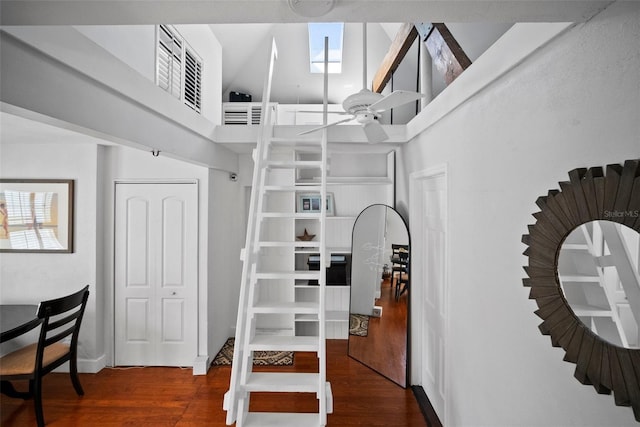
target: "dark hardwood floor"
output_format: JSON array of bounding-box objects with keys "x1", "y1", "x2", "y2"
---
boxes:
[
  {"x1": 348, "y1": 277, "x2": 408, "y2": 386},
  {"x1": 1, "y1": 340, "x2": 428, "y2": 426}
]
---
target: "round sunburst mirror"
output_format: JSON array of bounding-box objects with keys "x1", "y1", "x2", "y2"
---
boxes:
[{"x1": 522, "y1": 159, "x2": 640, "y2": 421}]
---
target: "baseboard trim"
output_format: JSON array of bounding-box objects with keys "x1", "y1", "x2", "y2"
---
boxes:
[
  {"x1": 53, "y1": 354, "x2": 107, "y2": 374},
  {"x1": 193, "y1": 355, "x2": 210, "y2": 375},
  {"x1": 412, "y1": 385, "x2": 443, "y2": 427}
]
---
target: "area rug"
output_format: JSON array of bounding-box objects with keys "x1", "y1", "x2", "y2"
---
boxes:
[
  {"x1": 349, "y1": 314, "x2": 369, "y2": 337},
  {"x1": 211, "y1": 337, "x2": 294, "y2": 366}
]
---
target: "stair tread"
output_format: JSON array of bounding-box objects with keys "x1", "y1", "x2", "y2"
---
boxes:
[
  {"x1": 252, "y1": 301, "x2": 319, "y2": 314},
  {"x1": 255, "y1": 270, "x2": 321, "y2": 280},
  {"x1": 270, "y1": 138, "x2": 323, "y2": 147},
  {"x1": 250, "y1": 335, "x2": 319, "y2": 351},
  {"x1": 560, "y1": 275, "x2": 600, "y2": 282},
  {"x1": 243, "y1": 412, "x2": 322, "y2": 426},
  {"x1": 259, "y1": 212, "x2": 322, "y2": 219},
  {"x1": 263, "y1": 185, "x2": 323, "y2": 192},
  {"x1": 258, "y1": 241, "x2": 321, "y2": 248},
  {"x1": 244, "y1": 372, "x2": 319, "y2": 392},
  {"x1": 265, "y1": 160, "x2": 322, "y2": 169}
]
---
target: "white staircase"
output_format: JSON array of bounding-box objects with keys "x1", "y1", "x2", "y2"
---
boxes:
[{"x1": 224, "y1": 39, "x2": 333, "y2": 426}]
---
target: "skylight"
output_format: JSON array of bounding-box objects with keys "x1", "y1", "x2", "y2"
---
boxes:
[{"x1": 308, "y1": 23, "x2": 344, "y2": 74}]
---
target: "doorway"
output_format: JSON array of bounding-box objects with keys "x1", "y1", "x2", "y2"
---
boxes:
[
  {"x1": 114, "y1": 181, "x2": 198, "y2": 366},
  {"x1": 410, "y1": 165, "x2": 448, "y2": 423}
]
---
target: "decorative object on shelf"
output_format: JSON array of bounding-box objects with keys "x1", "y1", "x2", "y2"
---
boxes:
[
  {"x1": 229, "y1": 91, "x2": 251, "y2": 102},
  {"x1": 296, "y1": 192, "x2": 334, "y2": 215},
  {"x1": 0, "y1": 179, "x2": 74, "y2": 253},
  {"x1": 522, "y1": 159, "x2": 640, "y2": 421},
  {"x1": 297, "y1": 228, "x2": 316, "y2": 241}
]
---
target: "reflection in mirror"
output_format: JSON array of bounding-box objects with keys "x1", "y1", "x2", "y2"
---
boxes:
[
  {"x1": 348, "y1": 204, "x2": 409, "y2": 387},
  {"x1": 558, "y1": 220, "x2": 640, "y2": 348}
]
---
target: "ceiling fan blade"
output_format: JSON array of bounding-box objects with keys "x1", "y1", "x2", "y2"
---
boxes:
[
  {"x1": 298, "y1": 116, "x2": 355, "y2": 135},
  {"x1": 362, "y1": 121, "x2": 388, "y2": 143},
  {"x1": 368, "y1": 90, "x2": 427, "y2": 113}
]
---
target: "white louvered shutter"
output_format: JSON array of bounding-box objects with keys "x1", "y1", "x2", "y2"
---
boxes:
[
  {"x1": 158, "y1": 25, "x2": 182, "y2": 100},
  {"x1": 184, "y1": 48, "x2": 202, "y2": 113}
]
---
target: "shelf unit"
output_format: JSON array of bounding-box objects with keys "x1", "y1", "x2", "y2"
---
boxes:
[{"x1": 292, "y1": 150, "x2": 395, "y2": 339}]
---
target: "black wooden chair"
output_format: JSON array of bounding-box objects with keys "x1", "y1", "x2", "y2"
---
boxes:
[
  {"x1": 390, "y1": 244, "x2": 409, "y2": 297},
  {"x1": 0, "y1": 285, "x2": 90, "y2": 426}
]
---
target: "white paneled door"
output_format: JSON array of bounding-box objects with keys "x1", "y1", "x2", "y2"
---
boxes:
[
  {"x1": 115, "y1": 182, "x2": 198, "y2": 366},
  {"x1": 411, "y1": 167, "x2": 448, "y2": 423}
]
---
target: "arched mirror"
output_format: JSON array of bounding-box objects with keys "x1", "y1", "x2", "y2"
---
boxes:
[
  {"x1": 348, "y1": 204, "x2": 409, "y2": 387},
  {"x1": 523, "y1": 159, "x2": 640, "y2": 421}
]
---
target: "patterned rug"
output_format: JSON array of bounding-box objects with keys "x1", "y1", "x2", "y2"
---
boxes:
[
  {"x1": 349, "y1": 314, "x2": 369, "y2": 337},
  {"x1": 211, "y1": 337, "x2": 294, "y2": 366}
]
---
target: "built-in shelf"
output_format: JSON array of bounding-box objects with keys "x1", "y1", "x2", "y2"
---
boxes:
[{"x1": 285, "y1": 149, "x2": 395, "y2": 339}]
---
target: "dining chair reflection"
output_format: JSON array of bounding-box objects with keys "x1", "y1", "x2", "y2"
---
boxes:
[{"x1": 391, "y1": 244, "x2": 409, "y2": 300}]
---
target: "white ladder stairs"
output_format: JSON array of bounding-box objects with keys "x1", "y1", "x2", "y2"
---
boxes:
[{"x1": 223, "y1": 39, "x2": 333, "y2": 426}]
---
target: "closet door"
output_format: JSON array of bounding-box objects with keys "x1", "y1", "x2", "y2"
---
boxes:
[
  {"x1": 114, "y1": 182, "x2": 198, "y2": 366},
  {"x1": 411, "y1": 168, "x2": 448, "y2": 422}
]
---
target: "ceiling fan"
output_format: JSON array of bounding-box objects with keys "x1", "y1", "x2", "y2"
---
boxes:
[{"x1": 300, "y1": 23, "x2": 426, "y2": 143}]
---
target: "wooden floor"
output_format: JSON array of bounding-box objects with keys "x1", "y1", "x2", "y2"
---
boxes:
[
  {"x1": 1, "y1": 340, "x2": 429, "y2": 426},
  {"x1": 348, "y1": 277, "x2": 408, "y2": 386}
]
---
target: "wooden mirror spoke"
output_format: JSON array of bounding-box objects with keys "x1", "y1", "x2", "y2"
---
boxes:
[{"x1": 523, "y1": 159, "x2": 640, "y2": 421}]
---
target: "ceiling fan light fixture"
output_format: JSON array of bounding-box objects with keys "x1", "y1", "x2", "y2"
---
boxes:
[
  {"x1": 288, "y1": 0, "x2": 336, "y2": 17},
  {"x1": 341, "y1": 89, "x2": 384, "y2": 114}
]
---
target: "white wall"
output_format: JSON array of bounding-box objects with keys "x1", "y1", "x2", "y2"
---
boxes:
[
  {"x1": 0, "y1": 141, "x2": 104, "y2": 371},
  {"x1": 208, "y1": 167, "x2": 244, "y2": 356},
  {"x1": 399, "y1": 2, "x2": 640, "y2": 426},
  {"x1": 74, "y1": 26, "x2": 156, "y2": 81}
]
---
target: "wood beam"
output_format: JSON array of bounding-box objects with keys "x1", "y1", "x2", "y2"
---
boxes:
[
  {"x1": 372, "y1": 22, "x2": 472, "y2": 93},
  {"x1": 372, "y1": 23, "x2": 418, "y2": 93},
  {"x1": 422, "y1": 23, "x2": 472, "y2": 85}
]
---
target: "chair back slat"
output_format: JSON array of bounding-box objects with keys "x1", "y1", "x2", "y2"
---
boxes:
[
  {"x1": 44, "y1": 326, "x2": 76, "y2": 347},
  {"x1": 47, "y1": 310, "x2": 82, "y2": 332},
  {"x1": 37, "y1": 286, "x2": 89, "y2": 319}
]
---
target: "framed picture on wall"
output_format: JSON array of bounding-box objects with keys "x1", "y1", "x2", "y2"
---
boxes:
[
  {"x1": 0, "y1": 179, "x2": 74, "y2": 253},
  {"x1": 297, "y1": 193, "x2": 335, "y2": 216}
]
